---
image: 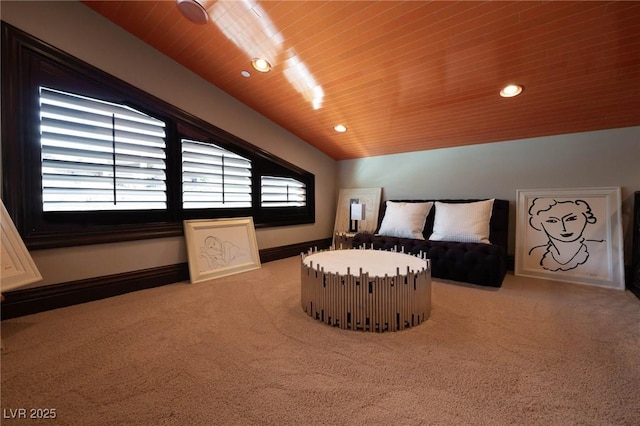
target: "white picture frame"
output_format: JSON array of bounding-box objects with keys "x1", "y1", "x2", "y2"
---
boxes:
[
  {"x1": 1, "y1": 200, "x2": 42, "y2": 292},
  {"x1": 333, "y1": 188, "x2": 382, "y2": 236},
  {"x1": 515, "y1": 187, "x2": 625, "y2": 290},
  {"x1": 183, "y1": 217, "x2": 261, "y2": 284}
]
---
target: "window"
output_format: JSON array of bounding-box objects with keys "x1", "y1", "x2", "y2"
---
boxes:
[
  {"x1": 261, "y1": 176, "x2": 306, "y2": 207},
  {"x1": 1, "y1": 23, "x2": 315, "y2": 249},
  {"x1": 40, "y1": 87, "x2": 167, "y2": 212},
  {"x1": 182, "y1": 139, "x2": 252, "y2": 209}
]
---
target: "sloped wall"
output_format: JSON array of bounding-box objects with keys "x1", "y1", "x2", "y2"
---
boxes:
[{"x1": 1, "y1": 1, "x2": 337, "y2": 287}]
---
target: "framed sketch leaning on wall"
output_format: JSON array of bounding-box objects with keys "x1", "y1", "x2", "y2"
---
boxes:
[
  {"x1": 183, "y1": 217, "x2": 261, "y2": 284},
  {"x1": 1, "y1": 200, "x2": 42, "y2": 292},
  {"x1": 515, "y1": 187, "x2": 625, "y2": 290},
  {"x1": 333, "y1": 188, "x2": 382, "y2": 235}
]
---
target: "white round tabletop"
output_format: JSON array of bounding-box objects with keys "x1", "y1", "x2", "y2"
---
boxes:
[{"x1": 303, "y1": 249, "x2": 427, "y2": 277}]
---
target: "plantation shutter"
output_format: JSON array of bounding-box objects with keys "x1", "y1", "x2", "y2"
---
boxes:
[
  {"x1": 182, "y1": 139, "x2": 252, "y2": 208},
  {"x1": 261, "y1": 176, "x2": 306, "y2": 207},
  {"x1": 40, "y1": 87, "x2": 167, "y2": 212}
]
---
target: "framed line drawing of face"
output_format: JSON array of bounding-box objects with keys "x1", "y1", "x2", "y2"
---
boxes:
[{"x1": 515, "y1": 187, "x2": 625, "y2": 290}]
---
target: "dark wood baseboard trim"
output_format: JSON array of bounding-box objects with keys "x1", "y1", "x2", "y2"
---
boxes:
[
  {"x1": 629, "y1": 285, "x2": 640, "y2": 300},
  {"x1": 625, "y1": 265, "x2": 640, "y2": 300},
  {"x1": 1, "y1": 237, "x2": 333, "y2": 320},
  {"x1": 259, "y1": 237, "x2": 332, "y2": 263},
  {"x1": 1, "y1": 263, "x2": 189, "y2": 320}
]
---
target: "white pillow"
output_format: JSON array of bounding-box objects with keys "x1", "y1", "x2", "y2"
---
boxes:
[
  {"x1": 377, "y1": 201, "x2": 433, "y2": 240},
  {"x1": 429, "y1": 199, "x2": 494, "y2": 244}
]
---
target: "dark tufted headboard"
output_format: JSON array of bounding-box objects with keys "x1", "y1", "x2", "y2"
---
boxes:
[{"x1": 375, "y1": 199, "x2": 510, "y2": 252}]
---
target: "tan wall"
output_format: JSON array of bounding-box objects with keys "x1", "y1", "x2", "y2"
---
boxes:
[
  {"x1": 1, "y1": 1, "x2": 337, "y2": 287},
  {"x1": 337, "y1": 126, "x2": 640, "y2": 262}
]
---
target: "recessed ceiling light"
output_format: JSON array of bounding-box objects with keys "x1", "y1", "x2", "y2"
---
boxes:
[
  {"x1": 333, "y1": 124, "x2": 347, "y2": 133},
  {"x1": 500, "y1": 84, "x2": 524, "y2": 98},
  {"x1": 251, "y1": 58, "x2": 272, "y2": 73},
  {"x1": 176, "y1": 0, "x2": 209, "y2": 25},
  {"x1": 241, "y1": 70, "x2": 251, "y2": 78}
]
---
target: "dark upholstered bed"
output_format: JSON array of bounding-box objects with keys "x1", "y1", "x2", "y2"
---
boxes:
[{"x1": 352, "y1": 199, "x2": 509, "y2": 287}]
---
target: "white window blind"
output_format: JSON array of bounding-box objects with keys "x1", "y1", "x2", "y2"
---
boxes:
[
  {"x1": 40, "y1": 87, "x2": 167, "y2": 212},
  {"x1": 182, "y1": 139, "x2": 252, "y2": 208},
  {"x1": 261, "y1": 176, "x2": 306, "y2": 207}
]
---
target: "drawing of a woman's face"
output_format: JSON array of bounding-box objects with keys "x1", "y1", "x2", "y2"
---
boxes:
[
  {"x1": 529, "y1": 199, "x2": 596, "y2": 243},
  {"x1": 204, "y1": 236, "x2": 222, "y2": 254},
  {"x1": 539, "y1": 203, "x2": 587, "y2": 242}
]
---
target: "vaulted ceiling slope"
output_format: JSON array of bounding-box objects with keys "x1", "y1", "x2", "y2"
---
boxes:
[{"x1": 83, "y1": 1, "x2": 640, "y2": 160}]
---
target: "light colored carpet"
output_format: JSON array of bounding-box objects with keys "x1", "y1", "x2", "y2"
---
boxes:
[{"x1": 2, "y1": 256, "x2": 639, "y2": 425}]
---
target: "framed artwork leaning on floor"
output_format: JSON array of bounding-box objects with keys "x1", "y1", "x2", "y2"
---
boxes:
[
  {"x1": 183, "y1": 217, "x2": 261, "y2": 284},
  {"x1": 1, "y1": 200, "x2": 42, "y2": 292},
  {"x1": 515, "y1": 187, "x2": 625, "y2": 290}
]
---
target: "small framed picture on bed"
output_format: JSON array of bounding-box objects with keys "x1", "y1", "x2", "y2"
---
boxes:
[{"x1": 333, "y1": 188, "x2": 382, "y2": 235}]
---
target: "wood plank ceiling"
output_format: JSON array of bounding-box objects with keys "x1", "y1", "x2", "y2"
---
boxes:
[{"x1": 83, "y1": 1, "x2": 640, "y2": 160}]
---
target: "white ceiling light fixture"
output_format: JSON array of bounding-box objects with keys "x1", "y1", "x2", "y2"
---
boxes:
[
  {"x1": 251, "y1": 58, "x2": 272, "y2": 73},
  {"x1": 500, "y1": 84, "x2": 524, "y2": 98},
  {"x1": 176, "y1": 0, "x2": 209, "y2": 25},
  {"x1": 333, "y1": 124, "x2": 347, "y2": 133}
]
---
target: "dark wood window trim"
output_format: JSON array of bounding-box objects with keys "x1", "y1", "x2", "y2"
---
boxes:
[{"x1": 1, "y1": 22, "x2": 315, "y2": 250}]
